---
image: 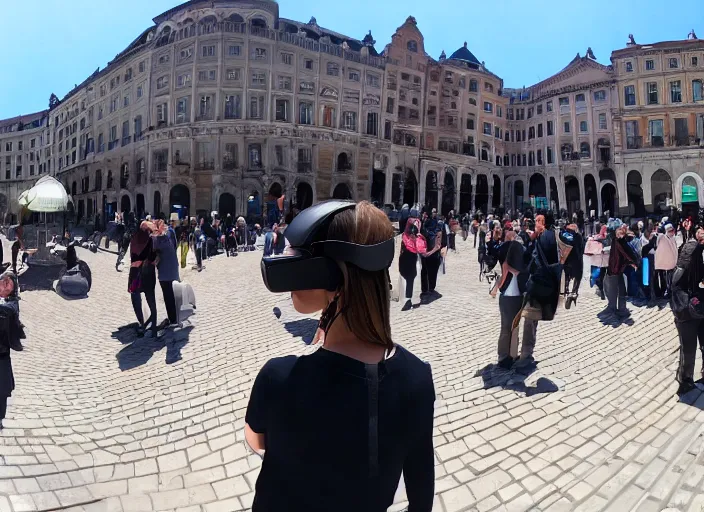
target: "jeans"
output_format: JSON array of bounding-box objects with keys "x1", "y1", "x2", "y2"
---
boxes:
[
  {"x1": 520, "y1": 318, "x2": 539, "y2": 359},
  {"x1": 604, "y1": 274, "x2": 627, "y2": 315},
  {"x1": 498, "y1": 295, "x2": 523, "y2": 361},
  {"x1": 195, "y1": 245, "x2": 203, "y2": 268},
  {"x1": 131, "y1": 289, "x2": 157, "y2": 334},
  {"x1": 676, "y1": 318, "x2": 704, "y2": 385},
  {"x1": 160, "y1": 280, "x2": 177, "y2": 324},
  {"x1": 420, "y1": 253, "x2": 441, "y2": 293}
]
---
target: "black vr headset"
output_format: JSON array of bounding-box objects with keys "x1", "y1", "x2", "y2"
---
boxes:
[{"x1": 261, "y1": 201, "x2": 395, "y2": 293}]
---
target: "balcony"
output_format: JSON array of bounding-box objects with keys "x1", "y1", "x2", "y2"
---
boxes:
[
  {"x1": 462, "y1": 144, "x2": 476, "y2": 157},
  {"x1": 133, "y1": 133, "x2": 144, "y2": 142},
  {"x1": 223, "y1": 160, "x2": 237, "y2": 172},
  {"x1": 626, "y1": 136, "x2": 643, "y2": 149},
  {"x1": 672, "y1": 135, "x2": 697, "y2": 147},
  {"x1": 122, "y1": 136, "x2": 131, "y2": 147},
  {"x1": 108, "y1": 140, "x2": 119, "y2": 150},
  {"x1": 194, "y1": 160, "x2": 215, "y2": 171},
  {"x1": 297, "y1": 161, "x2": 312, "y2": 173},
  {"x1": 651, "y1": 136, "x2": 664, "y2": 147}
]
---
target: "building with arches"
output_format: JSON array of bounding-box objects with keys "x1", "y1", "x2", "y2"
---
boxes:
[{"x1": 1, "y1": 2, "x2": 703, "y2": 224}]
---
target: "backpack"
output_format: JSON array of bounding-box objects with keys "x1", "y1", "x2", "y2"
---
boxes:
[{"x1": 525, "y1": 236, "x2": 562, "y2": 319}]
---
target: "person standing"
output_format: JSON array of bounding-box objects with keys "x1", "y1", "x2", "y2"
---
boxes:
[
  {"x1": 420, "y1": 223, "x2": 443, "y2": 304},
  {"x1": 655, "y1": 223, "x2": 678, "y2": 298},
  {"x1": 0, "y1": 271, "x2": 24, "y2": 429},
  {"x1": 671, "y1": 228, "x2": 704, "y2": 396},
  {"x1": 128, "y1": 222, "x2": 160, "y2": 337},
  {"x1": 399, "y1": 217, "x2": 425, "y2": 311},
  {"x1": 10, "y1": 225, "x2": 24, "y2": 275},
  {"x1": 603, "y1": 221, "x2": 637, "y2": 320},
  {"x1": 562, "y1": 223, "x2": 584, "y2": 305},
  {"x1": 489, "y1": 228, "x2": 526, "y2": 369},
  {"x1": 152, "y1": 220, "x2": 180, "y2": 328}
]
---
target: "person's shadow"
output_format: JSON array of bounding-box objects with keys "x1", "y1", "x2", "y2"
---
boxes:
[
  {"x1": 475, "y1": 361, "x2": 560, "y2": 396},
  {"x1": 113, "y1": 325, "x2": 193, "y2": 370},
  {"x1": 283, "y1": 319, "x2": 319, "y2": 345}
]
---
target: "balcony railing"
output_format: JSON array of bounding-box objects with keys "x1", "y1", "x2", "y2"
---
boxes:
[
  {"x1": 108, "y1": 140, "x2": 118, "y2": 150},
  {"x1": 626, "y1": 136, "x2": 643, "y2": 149},
  {"x1": 133, "y1": 133, "x2": 144, "y2": 142},
  {"x1": 672, "y1": 135, "x2": 697, "y2": 147},
  {"x1": 195, "y1": 161, "x2": 215, "y2": 171},
  {"x1": 297, "y1": 162, "x2": 312, "y2": 173},
  {"x1": 223, "y1": 160, "x2": 237, "y2": 171},
  {"x1": 122, "y1": 136, "x2": 131, "y2": 147}
]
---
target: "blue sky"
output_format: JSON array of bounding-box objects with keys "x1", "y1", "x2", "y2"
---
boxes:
[{"x1": 0, "y1": 0, "x2": 694, "y2": 119}]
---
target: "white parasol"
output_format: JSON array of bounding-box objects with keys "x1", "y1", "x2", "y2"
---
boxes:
[{"x1": 18, "y1": 176, "x2": 72, "y2": 212}]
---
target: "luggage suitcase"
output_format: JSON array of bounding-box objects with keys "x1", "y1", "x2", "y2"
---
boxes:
[{"x1": 173, "y1": 281, "x2": 196, "y2": 327}]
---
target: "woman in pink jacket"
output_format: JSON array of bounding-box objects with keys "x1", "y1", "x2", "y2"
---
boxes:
[{"x1": 655, "y1": 223, "x2": 678, "y2": 298}]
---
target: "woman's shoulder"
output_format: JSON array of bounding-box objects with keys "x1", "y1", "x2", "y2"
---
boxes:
[{"x1": 387, "y1": 345, "x2": 433, "y2": 383}]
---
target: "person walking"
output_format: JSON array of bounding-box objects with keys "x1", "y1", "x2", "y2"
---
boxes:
[
  {"x1": 245, "y1": 201, "x2": 435, "y2": 511},
  {"x1": 420, "y1": 215, "x2": 443, "y2": 303},
  {"x1": 489, "y1": 228, "x2": 526, "y2": 369},
  {"x1": 152, "y1": 220, "x2": 180, "y2": 328},
  {"x1": 10, "y1": 225, "x2": 24, "y2": 275},
  {"x1": 399, "y1": 217, "x2": 426, "y2": 311},
  {"x1": 655, "y1": 223, "x2": 678, "y2": 298},
  {"x1": 671, "y1": 228, "x2": 704, "y2": 396},
  {"x1": 562, "y1": 223, "x2": 584, "y2": 307}
]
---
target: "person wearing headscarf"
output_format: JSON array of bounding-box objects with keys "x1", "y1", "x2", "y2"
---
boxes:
[
  {"x1": 128, "y1": 222, "x2": 160, "y2": 337},
  {"x1": 420, "y1": 210, "x2": 443, "y2": 303},
  {"x1": 671, "y1": 227, "x2": 704, "y2": 396},
  {"x1": 603, "y1": 220, "x2": 637, "y2": 320},
  {"x1": 0, "y1": 270, "x2": 23, "y2": 429},
  {"x1": 399, "y1": 217, "x2": 425, "y2": 311},
  {"x1": 655, "y1": 223, "x2": 678, "y2": 298}
]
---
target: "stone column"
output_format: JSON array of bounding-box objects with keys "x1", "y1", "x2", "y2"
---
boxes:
[
  {"x1": 454, "y1": 171, "x2": 461, "y2": 213},
  {"x1": 384, "y1": 168, "x2": 393, "y2": 205},
  {"x1": 419, "y1": 167, "x2": 426, "y2": 207},
  {"x1": 579, "y1": 171, "x2": 587, "y2": 215},
  {"x1": 470, "y1": 174, "x2": 476, "y2": 212}
]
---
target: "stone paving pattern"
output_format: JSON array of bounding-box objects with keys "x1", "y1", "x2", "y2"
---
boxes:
[{"x1": 1, "y1": 234, "x2": 704, "y2": 512}]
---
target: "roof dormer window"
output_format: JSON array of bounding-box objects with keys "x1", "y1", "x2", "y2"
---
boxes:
[{"x1": 407, "y1": 40, "x2": 417, "y2": 53}]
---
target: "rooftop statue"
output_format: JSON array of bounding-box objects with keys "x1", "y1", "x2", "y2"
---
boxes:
[
  {"x1": 627, "y1": 34, "x2": 636, "y2": 46},
  {"x1": 688, "y1": 29, "x2": 698, "y2": 40},
  {"x1": 586, "y1": 47, "x2": 596, "y2": 60}
]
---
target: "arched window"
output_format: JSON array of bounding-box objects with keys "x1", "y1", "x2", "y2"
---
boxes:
[
  {"x1": 337, "y1": 152, "x2": 352, "y2": 171},
  {"x1": 251, "y1": 17, "x2": 267, "y2": 28},
  {"x1": 407, "y1": 40, "x2": 418, "y2": 53},
  {"x1": 580, "y1": 142, "x2": 591, "y2": 158},
  {"x1": 156, "y1": 26, "x2": 172, "y2": 47}
]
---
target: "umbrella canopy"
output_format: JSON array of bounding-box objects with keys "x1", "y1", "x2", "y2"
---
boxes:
[{"x1": 18, "y1": 176, "x2": 72, "y2": 212}]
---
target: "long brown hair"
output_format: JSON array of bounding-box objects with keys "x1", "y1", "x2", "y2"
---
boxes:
[{"x1": 327, "y1": 201, "x2": 394, "y2": 350}]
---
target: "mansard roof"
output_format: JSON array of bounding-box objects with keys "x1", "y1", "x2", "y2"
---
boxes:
[
  {"x1": 449, "y1": 42, "x2": 480, "y2": 67},
  {"x1": 153, "y1": 0, "x2": 279, "y2": 25},
  {"x1": 279, "y1": 18, "x2": 379, "y2": 56}
]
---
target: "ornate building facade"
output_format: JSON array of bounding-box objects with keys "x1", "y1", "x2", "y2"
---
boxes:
[{"x1": 0, "y1": 0, "x2": 703, "y2": 224}]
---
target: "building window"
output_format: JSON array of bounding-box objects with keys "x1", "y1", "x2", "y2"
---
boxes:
[
  {"x1": 537, "y1": 150, "x2": 543, "y2": 165},
  {"x1": 249, "y1": 95, "x2": 265, "y2": 119},
  {"x1": 251, "y1": 72, "x2": 266, "y2": 87},
  {"x1": 483, "y1": 102, "x2": 493, "y2": 113},
  {"x1": 228, "y1": 45, "x2": 241, "y2": 56},
  {"x1": 579, "y1": 121, "x2": 588, "y2": 132},
  {"x1": 598, "y1": 113, "x2": 607, "y2": 130},
  {"x1": 575, "y1": 94, "x2": 585, "y2": 103},
  {"x1": 386, "y1": 97, "x2": 395, "y2": 114},
  {"x1": 647, "y1": 82, "x2": 658, "y2": 104},
  {"x1": 466, "y1": 117, "x2": 474, "y2": 130},
  {"x1": 224, "y1": 95, "x2": 241, "y2": 119},
  {"x1": 546, "y1": 100, "x2": 553, "y2": 112},
  {"x1": 123, "y1": 94, "x2": 130, "y2": 107},
  {"x1": 252, "y1": 47, "x2": 267, "y2": 60},
  {"x1": 536, "y1": 104, "x2": 543, "y2": 115},
  {"x1": 624, "y1": 85, "x2": 636, "y2": 106},
  {"x1": 156, "y1": 76, "x2": 168, "y2": 90},
  {"x1": 593, "y1": 90, "x2": 606, "y2": 102},
  {"x1": 348, "y1": 69, "x2": 360, "y2": 82},
  {"x1": 223, "y1": 143, "x2": 238, "y2": 170},
  {"x1": 299, "y1": 102, "x2": 313, "y2": 125},
  {"x1": 281, "y1": 53, "x2": 292, "y2": 65},
  {"x1": 201, "y1": 45, "x2": 216, "y2": 57},
  {"x1": 180, "y1": 47, "x2": 193, "y2": 61},
  {"x1": 198, "y1": 70, "x2": 216, "y2": 82},
  {"x1": 692, "y1": 56, "x2": 699, "y2": 67},
  {"x1": 694, "y1": 80, "x2": 704, "y2": 102},
  {"x1": 469, "y1": 79, "x2": 478, "y2": 92},
  {"x1": 366, "y1": 112, "x2": 378, "y2": 136},
  {"x1": 304, "y1": 59, "x2": 313, "y2": 70},
  {"x1": 625, "y1": 61, "x2": 633, "y2": 72},
  {"x1": 322, "y1": 106, "x2": 336, "y2": 128},
  {"x1": 278, "y1": 76, "x2": 292, "y2": 91},
  {"x1": 297, "y1": 148, "x2": 312, "y2": 172},
  {"x1": 670, "y1": 81, "x2": 682, "y2": 103},
  {"x1": 559, "y1": 97, "x2": 569, "y2": 106},
  {"x1": 275, "y1": 99, "x2": 290, "y2": 122},
  {"x1": 669, "y1": 58, "x2": 678, "y2": 69},
  {"x1": 198, "y1": 95, "x2": 214, "y2": 120},
  {"x1": 176, "y1": 97, "x2": 190, "y2": 123},
  {"x1": 366, "y1": 73, "x2": 380, "y2": 88},
  {"x1": 649, "y1": 119, "x2": 664, "y2": 146},
  {"x1": 646, "y1": 59, "x2": 654, "y2": 71},
  {"x1": 327, "y1": 62, "x2": 339, "y2": 76},
  {"x1": 341, "y1": 111, "x2": 357, "y2": 131},
  {"x1": 156, "y1": 103, "x2": 168, "y2": 125},
  {"x1": 483, "y1": 122, "x2": 492, "y2": 135},
  {"x1": 547, "y1": 147, "x2": 553, "y2": 164},
  {"x1": 407, "y1": 40, "x2": 417, "y2": 52},
  {"x1": 248, "y1": 144, "x2": 262, "y2": 168},
  {"x1": 580, "y1": 142, "x2": 590, "y2": 158},
  {"x1": 134, "y1": 116, "x2": 142, "y2": 138},
  {"x1": 564, "y1": 121, "x2": 570, "y2": 133},
  {"x1": 177, "y1": 73, "x2": 191, "y2": 88},
  {"x1": 537, "y1": 124, "x2": 543, "y2": 137},
  {"x1": 139, "y1": 61, "x2": 145, "y2": 73},
  {"x1": 137, "y1": 84, "x2": 143, "y2": 98}
]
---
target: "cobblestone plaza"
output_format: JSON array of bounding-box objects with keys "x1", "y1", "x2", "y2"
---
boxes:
[{"x1": 1, "y1": 235, "x2": 704, "y2": 512}]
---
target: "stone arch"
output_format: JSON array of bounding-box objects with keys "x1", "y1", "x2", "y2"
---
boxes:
[
  {"x1": 529, "y1": 173, "x2": 546, "y2": 201},
  {"x1": 584, "y1": 173, "x2": 598, "y2": 215},
  {"x1": 425, "y1": 170, "x2": 439, "y2": 210},
  {"x1": 651, "y1": 169, "x2": 673, "y2": 214},
  {"x1": 403, "y1": 168, "x2": 418, "y2": 207},
  {"x1": 136, "y1": 194, "x2": 145, "y2": 219},
  {"x1": 441, "y1": 170, "x2": 455, "y2": 216},
  {"x1": 332, "y1": 182, "x2": 353, "y2": 200},
  {"x1": 459, "y1": 174, "x2": 472, "y2": 214},
  {"x1": 475, "y1": 173, "x2": 490, "y2": 213},
  {"x1": 169, "y1": 184, "x2": 191, "y2": 217},
  {"x1": 153, "y1": 191, "x2": 162, "y2": 218},
  {"x1": 492, "y1": 175, "x2": 501, "y2": 209},
  {"x1": 219, "y1": 192, "x2": 237, "y2": 218},
  {"x1": 120, "y1": 194, "x2": 131, "y2": 215},
  {"x1": 600, "y1": 181, "x2": 617, "y2": 216},
  {"x1": 676, "y1": 171, "x2": 704, "y2": 209},
  {"x1": 565, "y1": 176, "x2": 580, "y2": 214},
  {"x1": 627, "y1": 170, "x2": 646, "y2": 217},
  {"x1": 295, "y1": 180, "x2": 314, "y2": 210},
  {"x1": 514, "y1": 179, "x2": 525, "y2": 209},
  {"x1": 550, "y1": 177, "x2": 560, "y2": 212},
  {"x1": 337, "y1": 151, "x2": 353, "y2": 172}
]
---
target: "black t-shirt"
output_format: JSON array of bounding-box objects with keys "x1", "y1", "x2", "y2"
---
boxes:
[{"x1": 245, "y1": 345, "x2": 435, "y2": 512}]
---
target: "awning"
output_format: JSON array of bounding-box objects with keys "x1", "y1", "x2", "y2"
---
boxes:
[
  {"x1": 18, "y1": 176, "x2": 72, "y2": 212},
  {"x1": 682, "y1": 184, "x2": 698, "y2": 203}
]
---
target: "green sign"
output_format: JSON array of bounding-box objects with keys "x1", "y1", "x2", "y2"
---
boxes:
[{"x1": 682, "y1": 184, "x2": 698, "y2": 203}]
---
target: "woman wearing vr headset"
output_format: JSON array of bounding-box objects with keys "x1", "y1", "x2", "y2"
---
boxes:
[{"x1": 250, "y1": 200, "x2": 435, "y2": 512}]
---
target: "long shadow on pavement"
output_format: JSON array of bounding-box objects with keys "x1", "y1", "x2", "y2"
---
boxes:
[
  {"x1": 114, "y1": 325, "x2": 194, "y2": 370},
  {"x1": 283, "y1": 318, "x2": 318, "y2": 345},
  {"x1": 475, "y1": 362, "x2": 561, "y2": 397}
]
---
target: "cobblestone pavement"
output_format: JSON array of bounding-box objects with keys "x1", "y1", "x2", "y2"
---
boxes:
[{"x1": 2, "y1": 234, "x2": 704, "y2": 512}]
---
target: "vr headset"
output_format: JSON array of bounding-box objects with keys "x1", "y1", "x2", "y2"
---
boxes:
[{"x1": 261, "y1": 201, "x2": 395, "y2": 293}]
